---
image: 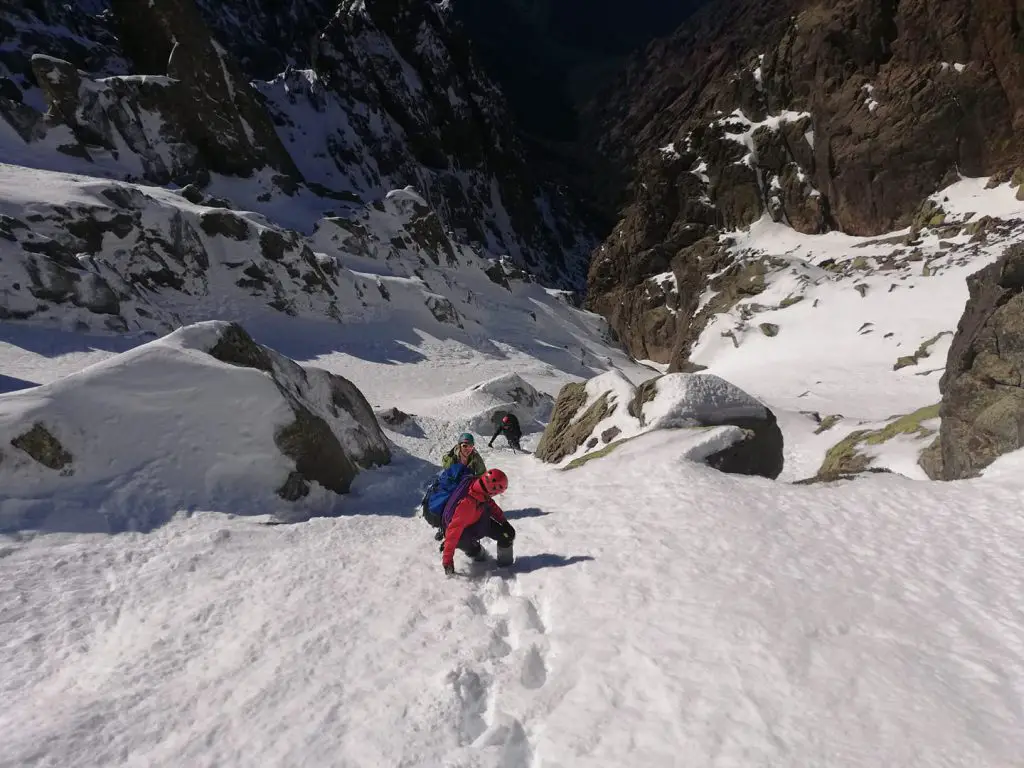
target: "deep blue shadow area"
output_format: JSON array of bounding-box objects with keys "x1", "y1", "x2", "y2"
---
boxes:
[
  {"x1": 0, "y1": 373, "x2": 39, "y2": 394},
  {"x1": 0, "y1": 322, "x2": 149, "y2": 358},
  {"x1": 503, "y1": 507, "x2": 549, "y2": 520},
  {"x1": 509, "y1": 553, "x2": 594, "y2": 573}
]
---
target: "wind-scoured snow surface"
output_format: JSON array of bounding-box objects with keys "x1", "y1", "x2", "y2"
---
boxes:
[{"x1": 3, "y1": 173, "x2": 1024, "y2": 766}]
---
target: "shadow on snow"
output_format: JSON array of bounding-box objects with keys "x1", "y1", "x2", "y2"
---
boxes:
[
  {"x1": 0, "y1": 373, "x2": 40, "y2": 394},
  {"x1": 507, "y1": 553, "x2": 595, "y2": 573},
  {"x1": 503, "y1": 507, "x2": 549, "y2": 520}
]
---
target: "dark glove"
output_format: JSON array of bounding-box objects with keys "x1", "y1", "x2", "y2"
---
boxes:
[
  {"x1": 444, "y1": 562, "x2": 455, "y2": 577},
  {"x1": 499, "y1": 520, "x2": 516, "y2": 542}
]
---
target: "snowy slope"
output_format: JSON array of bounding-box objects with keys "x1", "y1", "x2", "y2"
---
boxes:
[
  {"x1": 2, "y1": 430, "x2": 1023, "y2": 767},
  {"x1": 4, "y1": 159, "x2": 1024, "y2": 766},
  {"x1": 0, "y1": 163, "x2": 626, "y2": 393}
]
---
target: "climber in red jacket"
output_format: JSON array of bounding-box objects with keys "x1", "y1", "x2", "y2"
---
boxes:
[{"x1": 441, "y1": 468, "x2": 515, "y2": 575}]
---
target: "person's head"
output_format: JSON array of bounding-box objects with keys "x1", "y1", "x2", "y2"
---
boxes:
[
  {"x1": 502, "y1": 415, "x2": 511, "y2": 424},
  {"x1": 479, "y1": 468, "x2": 508, "y2": 497},
  {"x1": 457, "y1": 432, "x2": 475, "y2": 456}
]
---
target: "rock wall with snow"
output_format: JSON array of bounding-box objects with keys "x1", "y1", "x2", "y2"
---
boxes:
[
  {"x1": 585, "y1": 0, "x2": 1024, "y2": 366},
  {"x1": 0, "y1": 0, "x2": 593, "y2": 288},
  {"x1": 0, "y1": 165, "x2": 547, "y2": 337},
  {"x1": 922, "y1": 243, "x2": 1024, "y2": 481}
]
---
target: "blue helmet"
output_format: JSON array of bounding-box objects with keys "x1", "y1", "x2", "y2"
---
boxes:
[{"x1": 458, "y1": 432, "x2": 475, "y2": 445}]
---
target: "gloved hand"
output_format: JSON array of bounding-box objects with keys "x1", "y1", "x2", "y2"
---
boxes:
[
  {"x1": 499, "y1": 520, "x2": 516, "y2": 542},
  {"x1": 444, "y1": 561, "x2": 455, "y2": 577}
]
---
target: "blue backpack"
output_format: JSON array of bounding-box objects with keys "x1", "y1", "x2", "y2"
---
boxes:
[{"x1": 422, "y1": 463, "x2": 476, "y2": 525}]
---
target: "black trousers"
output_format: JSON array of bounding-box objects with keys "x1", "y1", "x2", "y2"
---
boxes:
[
  {"x1": 493, "y1": 432, "x2": 522, "y2": 450},
  {"x1": 457, "y1": 515, "x2": 509, "y2": 555}
]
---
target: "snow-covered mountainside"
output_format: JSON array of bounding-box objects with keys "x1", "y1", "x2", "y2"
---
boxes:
[
  {"x1": 4, "y1": 2, "x2": 1024, "y2": 765},
  {"x1": 0, "y1": 0, "x2": 593, "y2": 287},
  {"x1": 587, "y1": 0, "x2": 1024, "y2": 366},
  {"x1": 0, "y1": 162, "x2": 580, "y2": 337},
  {"x1": 3, "y1": 279, "x2": 1024, "y2": 765}
]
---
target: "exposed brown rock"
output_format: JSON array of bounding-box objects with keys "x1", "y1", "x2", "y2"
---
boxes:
[
  {"x1": 535, "y1": 383, "x2": 614, "y2": 463},
  {"x1": 924, "y1": 243, "x2": 1024, "y2": 479},
  {"x1": 587, "y1": 0, "x2": 1024, "y2": 366}
]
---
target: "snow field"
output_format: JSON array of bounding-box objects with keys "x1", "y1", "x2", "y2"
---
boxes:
[
  {"x1": 3, "y1": 148, "x2": 1024, "y2": 767},
  {"x1": 3, "y1": 431, "x2": 1024, "y2": 766}
]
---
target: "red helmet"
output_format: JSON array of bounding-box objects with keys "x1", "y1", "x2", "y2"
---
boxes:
[
  {"x1": 502, "y1": 415, "x2": 511, "y2": 424},
  {"x1": 480, "y1": 468, "x2": 508, "y2": 496}
]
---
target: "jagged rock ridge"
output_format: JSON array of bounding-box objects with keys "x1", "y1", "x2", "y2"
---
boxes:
[{"x1": 0, "y1": 0, "x2": 592, "y2": 288}]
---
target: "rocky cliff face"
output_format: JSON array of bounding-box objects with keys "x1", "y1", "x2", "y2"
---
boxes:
[
  {"x1": 0, "y1": 0, "x2": 591, "y2": 287},
  {"x1": 258, "y1": 0, "x2": 594, "y2": 284},
  {"x1": 587, "y1": 0, "x2": 1024, "y2": 364},
  {"x1": 921, "y1": 243, "x2": 1024, "y2": 481}
]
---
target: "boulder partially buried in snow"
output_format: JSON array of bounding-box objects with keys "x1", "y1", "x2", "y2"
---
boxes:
[
  {"x1": 0, "y1": 321, "x2": 389, "y2": 533},
  {"x1": 374, "y1": 406, "x2": 423, "y2": 437},
  {"x1": 632, "y1": 373, "x2": 784, "y2": 479},
  {"x1": 536, "y1": 370, "x2": 783, "y2": 479}
]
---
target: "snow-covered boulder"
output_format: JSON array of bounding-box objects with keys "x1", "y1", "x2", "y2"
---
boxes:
[
  {"x1": 632, "y1": 373, "x2": 784, "y2": 478},
  {"x1": 430, "y1": 373, "x2": 554, "y2": 439},
  {"x1": 0, "y1": 321, "x2": 389, "y2": 533},
  {"x1": 537, "y1": 370, "x2": 783, "y2": 479}
]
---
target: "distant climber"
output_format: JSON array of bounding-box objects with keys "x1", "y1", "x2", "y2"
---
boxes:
[
  {"x1": 442, "y1": 432, "x2": 486, "y2": 475},
  {"x1": 488, "y1": 413, "x2": 522, "y2": 451},
  {"x1": 440, "y1": 468, "x2": 515, "y2": 575}
]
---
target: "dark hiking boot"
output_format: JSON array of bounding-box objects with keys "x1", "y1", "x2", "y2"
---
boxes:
[{"x1": 465, "y1": 541, "x2": 490, "y2": 562}]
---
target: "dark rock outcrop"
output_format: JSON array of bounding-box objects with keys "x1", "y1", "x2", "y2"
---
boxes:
[
  {"x1": 192, "y1": 0, "x2": 336, "y2": 80},
  {"x1": 10, "y1": 423, "x2": 73, "y2": 472},
  {"x1": 267, "y1": 0, "x2": 596, "y2": 286},
  {"x1": 535, "y1": 381, "x2": 612, "y2": 464},
  {"x1": 30, "y1": 54, "x2": 199, "y2": 184},
  {"x1": 66, "y1": 0, "x2": 300, "y2": 184},
  {"x1": 923, "y1": 244, "x2": 1024, "y2": 480},
  {"x1": 587, "y1": 0, "x2": 1024, "y2": 365},
  {"x1": 13, "y1": 0, "x2": 302, "y2": 186}
]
